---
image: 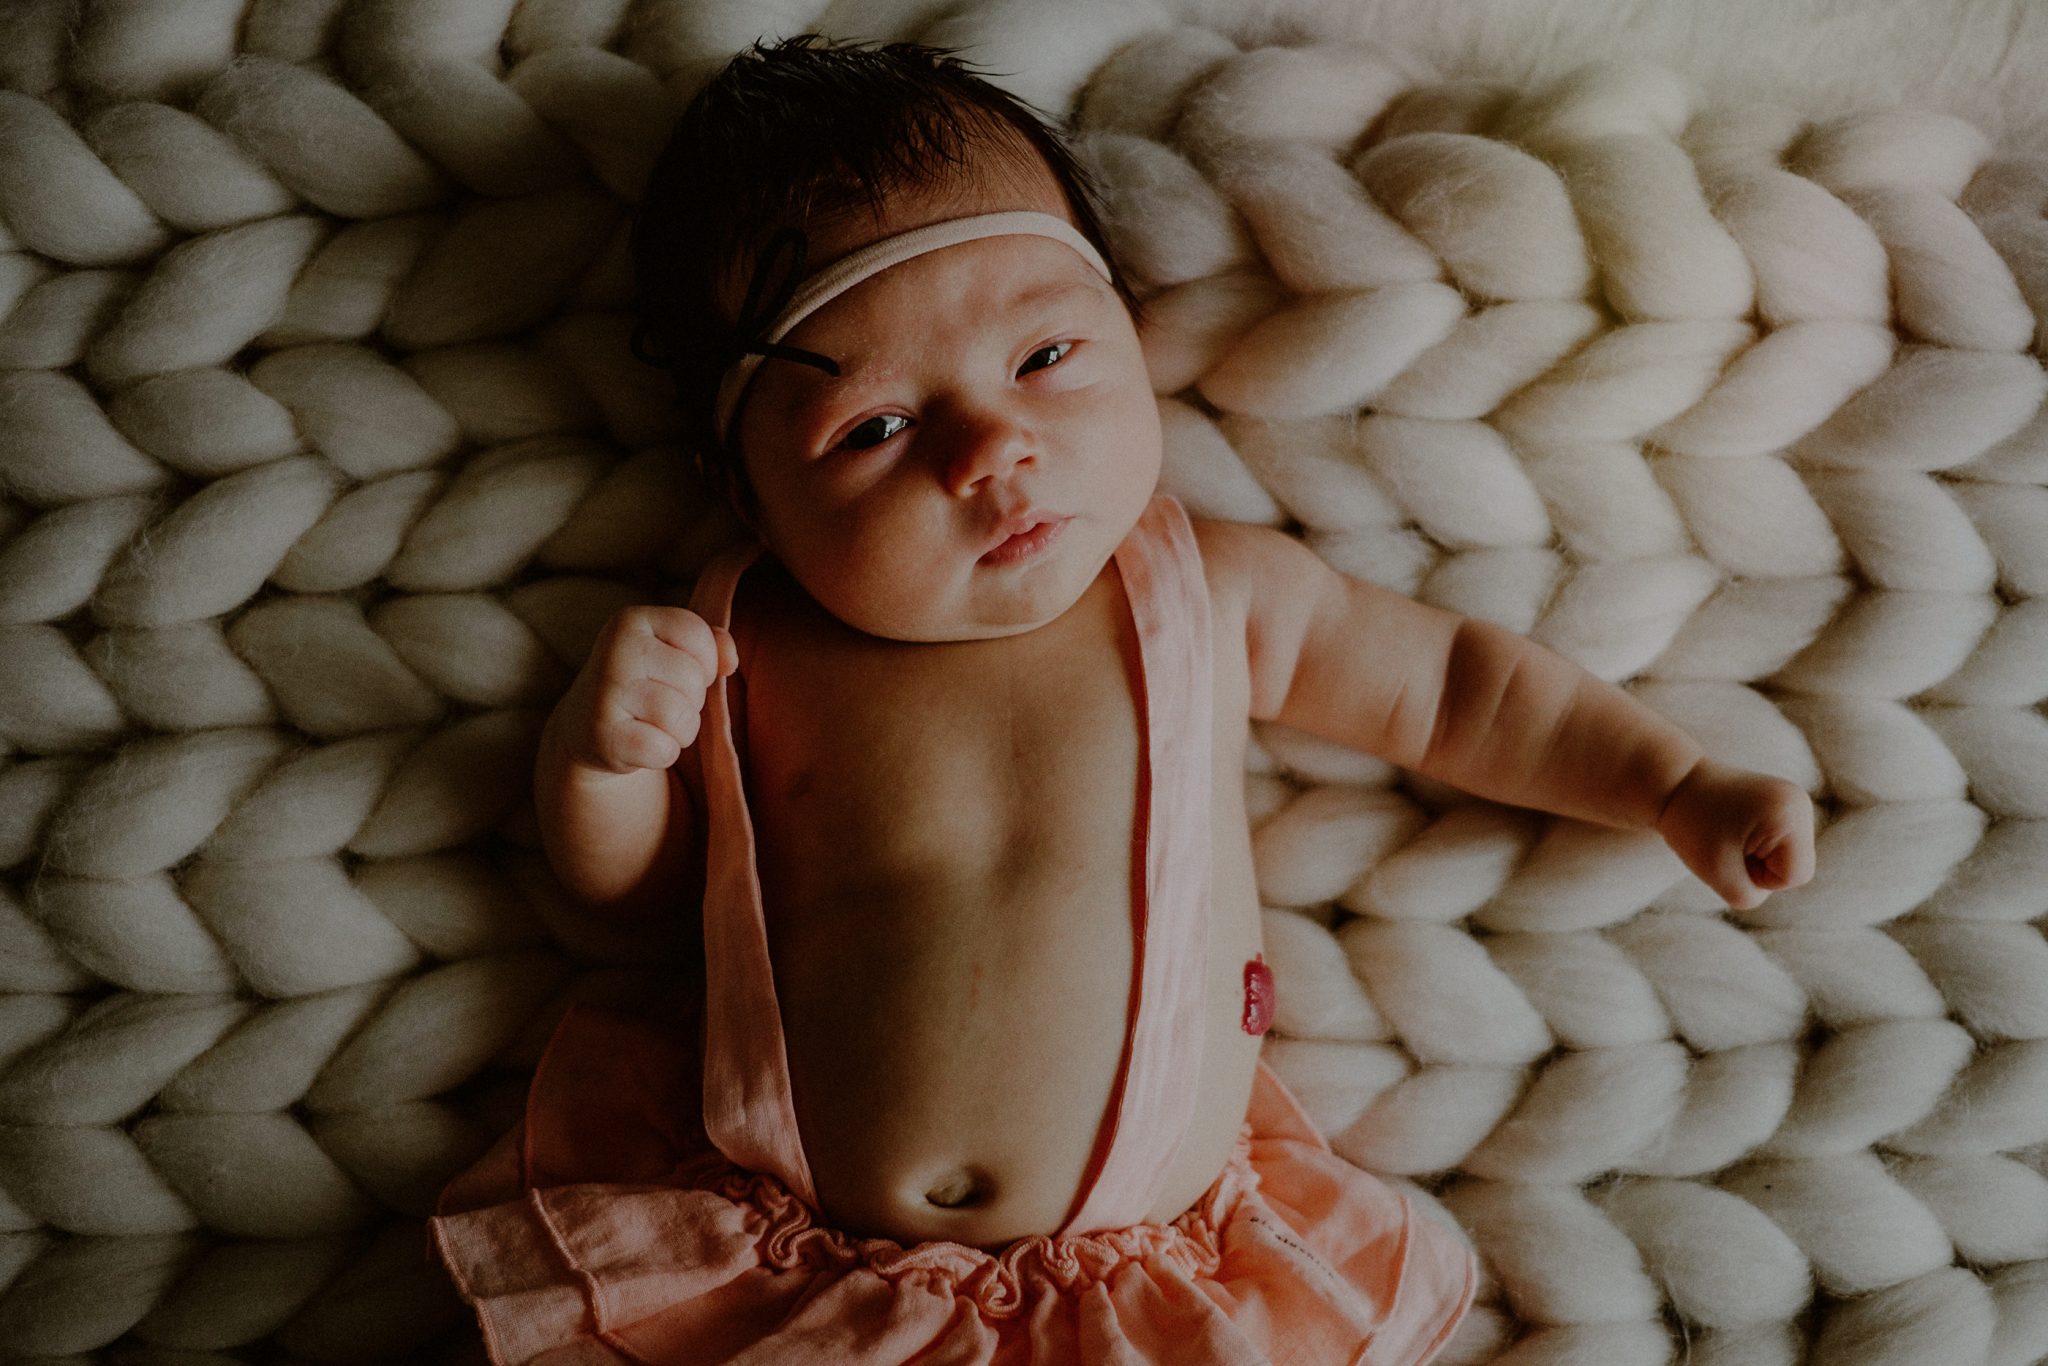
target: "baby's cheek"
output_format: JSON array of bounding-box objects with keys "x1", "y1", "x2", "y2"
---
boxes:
[{"x1": 1242, "y1": 953, "x2": 1275, "y2": 1036}]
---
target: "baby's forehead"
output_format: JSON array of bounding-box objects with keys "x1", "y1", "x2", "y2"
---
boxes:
[{"x1": 792, "y1": 241, "x2": 1108, "y2": 363}]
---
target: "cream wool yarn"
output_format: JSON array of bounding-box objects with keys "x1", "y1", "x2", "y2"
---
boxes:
[{"x1": 1, "y1": 0, "x2": 2047, "y2": 1361}]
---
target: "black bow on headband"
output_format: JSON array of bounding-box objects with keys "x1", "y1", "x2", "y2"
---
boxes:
[{"x1": 729, "y1": 226, "x2": 841, "y2": 378}]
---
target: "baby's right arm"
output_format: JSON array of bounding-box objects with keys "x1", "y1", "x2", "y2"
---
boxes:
[{"x1": 533, "y1": 607, "x2": 737, "y2": 917}]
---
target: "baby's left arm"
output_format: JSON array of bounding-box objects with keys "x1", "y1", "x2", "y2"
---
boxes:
[{"x1": 1217, "y1": 522, "x2": 1815, "y2": 910}]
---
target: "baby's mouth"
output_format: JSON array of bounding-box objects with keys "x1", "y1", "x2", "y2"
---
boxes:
[{"x1": 979, "y1": 516, "x2": 1071, "y2": 566}]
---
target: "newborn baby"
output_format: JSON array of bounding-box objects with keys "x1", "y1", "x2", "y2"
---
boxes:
[{"x1": 431, "y1": 33, "x2": 1817, "y2": 1366}]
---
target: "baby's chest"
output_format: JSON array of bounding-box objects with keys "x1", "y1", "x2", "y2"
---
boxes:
[
  {"x1": 722, "y1": 551, "x2": 1263, "y2": 1020},
  {"x1": 733, "y1": 565, "x2": 1148, "y2": 910},
  {"x1": 712, "y1": 554, "x2": 1267, "y2": 1234}
]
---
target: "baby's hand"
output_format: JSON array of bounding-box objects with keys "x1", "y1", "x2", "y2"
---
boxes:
[
  {"x1": 1654, "y1": 757, "x2": 1816, "y2": 911},
  {"x1": 550, "y1": 607, "x2": 739, "y2": 775}
]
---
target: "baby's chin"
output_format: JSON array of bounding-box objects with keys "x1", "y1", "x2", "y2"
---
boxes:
[{"x1": 805, "y1": 557, "x2": 1104, "y2": 643}]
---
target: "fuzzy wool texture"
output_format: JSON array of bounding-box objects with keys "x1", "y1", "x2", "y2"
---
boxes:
[{"x1": 0, "y1": 0, "x2": 2046, "y2": 1363}]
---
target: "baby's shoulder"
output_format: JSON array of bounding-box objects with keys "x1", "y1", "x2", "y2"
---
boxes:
[
  {"x1": 1183, "y1": 515, "x2": 1284, "y2": 682},
  {"x1": 1183, "y1": 514, "x2": 1362, "y2": 718},
  {"x1": 1185, "y1": 515, "x2": 1280, "y2": 623}
]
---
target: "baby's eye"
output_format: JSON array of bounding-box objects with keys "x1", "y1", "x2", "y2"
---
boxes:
[
  {"x1": 1019, "y1": 341, "x2": 1074, "y2": 376},
  {"x1": 839, "y1": 414, "x2": 909, "y2": 452}
]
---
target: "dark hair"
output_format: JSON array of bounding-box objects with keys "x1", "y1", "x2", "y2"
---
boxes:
[{"x1": 626, "y1": 33, "x2": 1149, "y2": 525}]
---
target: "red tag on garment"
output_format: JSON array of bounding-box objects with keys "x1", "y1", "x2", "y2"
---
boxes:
[{"x1": 1242, "y1": 953, "x2": 1275, "y2": 1036}]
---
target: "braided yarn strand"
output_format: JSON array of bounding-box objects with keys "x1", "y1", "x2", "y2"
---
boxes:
[{"x1": 0, "y1": 2, "x2": 720, "y2": 1356}]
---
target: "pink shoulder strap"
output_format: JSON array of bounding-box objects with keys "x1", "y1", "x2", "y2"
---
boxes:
[
  {"x1": 686, "y1": 538, "x2": 820, "y2": 1208},
  {"x1": 1058, "y1": 493, "x2": 1216, "y2": 1234}
]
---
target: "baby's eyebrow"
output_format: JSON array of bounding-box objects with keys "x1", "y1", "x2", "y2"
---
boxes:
[
  {"x1": 777, "y1": 276, "x2": 1107, "y2": 406},
  {"x1": 998, "y1": 277, "x2": 1106, "y2": 315}
]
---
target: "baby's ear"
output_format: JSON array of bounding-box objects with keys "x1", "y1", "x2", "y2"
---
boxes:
[{"x1": 729, "y1": 474, "x2": 763, "y2": 536}]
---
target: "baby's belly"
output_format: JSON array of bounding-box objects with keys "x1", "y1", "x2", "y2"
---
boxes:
[{"x1": 761, "y1": 779, "x2": 1266, "y2": 1253}]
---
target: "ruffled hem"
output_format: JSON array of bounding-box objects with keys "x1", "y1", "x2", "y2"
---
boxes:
[
  {"x1": 429, "y1": 1005, "x2": 1476, "y2": 1366},
  {"x1": 658, "y1": 1120, "x2": 1252, "y2": 1318}
]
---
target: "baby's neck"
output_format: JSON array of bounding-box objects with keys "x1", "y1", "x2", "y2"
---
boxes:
[{"x1": 742, "y1": 549, "x2": 1105, "y2": 653}]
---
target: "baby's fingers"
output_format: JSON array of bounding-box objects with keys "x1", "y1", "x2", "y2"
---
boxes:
[
  {"x1": 1747, "y1": 792, "x2": 1817, "y2": 892},
  {"x1": 1746, "y1": 840, "x2": 1815, "y2": 894},
  {"x1": 1675, "y1": 827, "x2": 1765, "y2": 911},
  {"x1": 1711, "y1": 853, "x2": 1767, "y2": 912},
  {"x1": 1746, "y1": 839, "x2": 1794, "y2": 890},
  {"x1": 611, "y1": 606, "x2": 732, "y2": 687},
  {"x1": 612, "y1": 677, "x2": 705, "y2": 755}
]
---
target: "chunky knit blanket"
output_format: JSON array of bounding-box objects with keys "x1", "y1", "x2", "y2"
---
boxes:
[{"x1": 1, "y1": 2, "x2": 2044, "y2": 1363}]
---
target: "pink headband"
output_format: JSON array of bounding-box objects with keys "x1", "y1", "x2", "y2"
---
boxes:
[{"x1": 712, "y1": 210, "x2": 1113, "y2": 445}]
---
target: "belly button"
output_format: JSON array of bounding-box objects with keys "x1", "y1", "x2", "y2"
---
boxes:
[{"x1": 924, "y1": 1168, "x2": 992, "y2": 1209}]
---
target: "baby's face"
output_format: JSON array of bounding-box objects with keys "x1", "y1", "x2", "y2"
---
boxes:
[{"x1": 730, "y1": 167, "x2": 1161, "y2": 643}]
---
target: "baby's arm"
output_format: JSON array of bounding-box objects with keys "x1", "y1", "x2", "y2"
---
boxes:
[
  {"x1": 1221, "y1": 522, "x2": 1815, "y2": 909},
  {"x1": 534, "y1": 608, "x2": 737, "y2": 917},
  {"x1": 535, "y1": 733, "x2": 697, "y2": 916}
]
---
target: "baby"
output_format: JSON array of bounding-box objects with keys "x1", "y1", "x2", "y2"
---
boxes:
[{"x1": 430, "y1": 32, "x2": 1817, "y2": 1366}]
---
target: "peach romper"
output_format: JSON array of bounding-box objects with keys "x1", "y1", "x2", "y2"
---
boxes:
[{"x1": 428, "y1": 494, "x2": 1478, "y2": 1364}]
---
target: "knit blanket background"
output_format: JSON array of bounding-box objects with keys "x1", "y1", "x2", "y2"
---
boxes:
[{"x1": 1, "y1": 1, "x2": 2045, "y2": 1363}]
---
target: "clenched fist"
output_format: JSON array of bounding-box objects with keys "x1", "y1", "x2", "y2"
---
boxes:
[
  {"x1": 547, "y1": 606, "x2": 739, "y2": 775},
  {"x1": 1655, "y1": 757, "x2": 1817, "y2": 912}
]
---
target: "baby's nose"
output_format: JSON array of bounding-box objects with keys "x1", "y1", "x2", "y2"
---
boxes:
[{"x1": 941, "y1": 413, "x2": 1036, "y2": 496}]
